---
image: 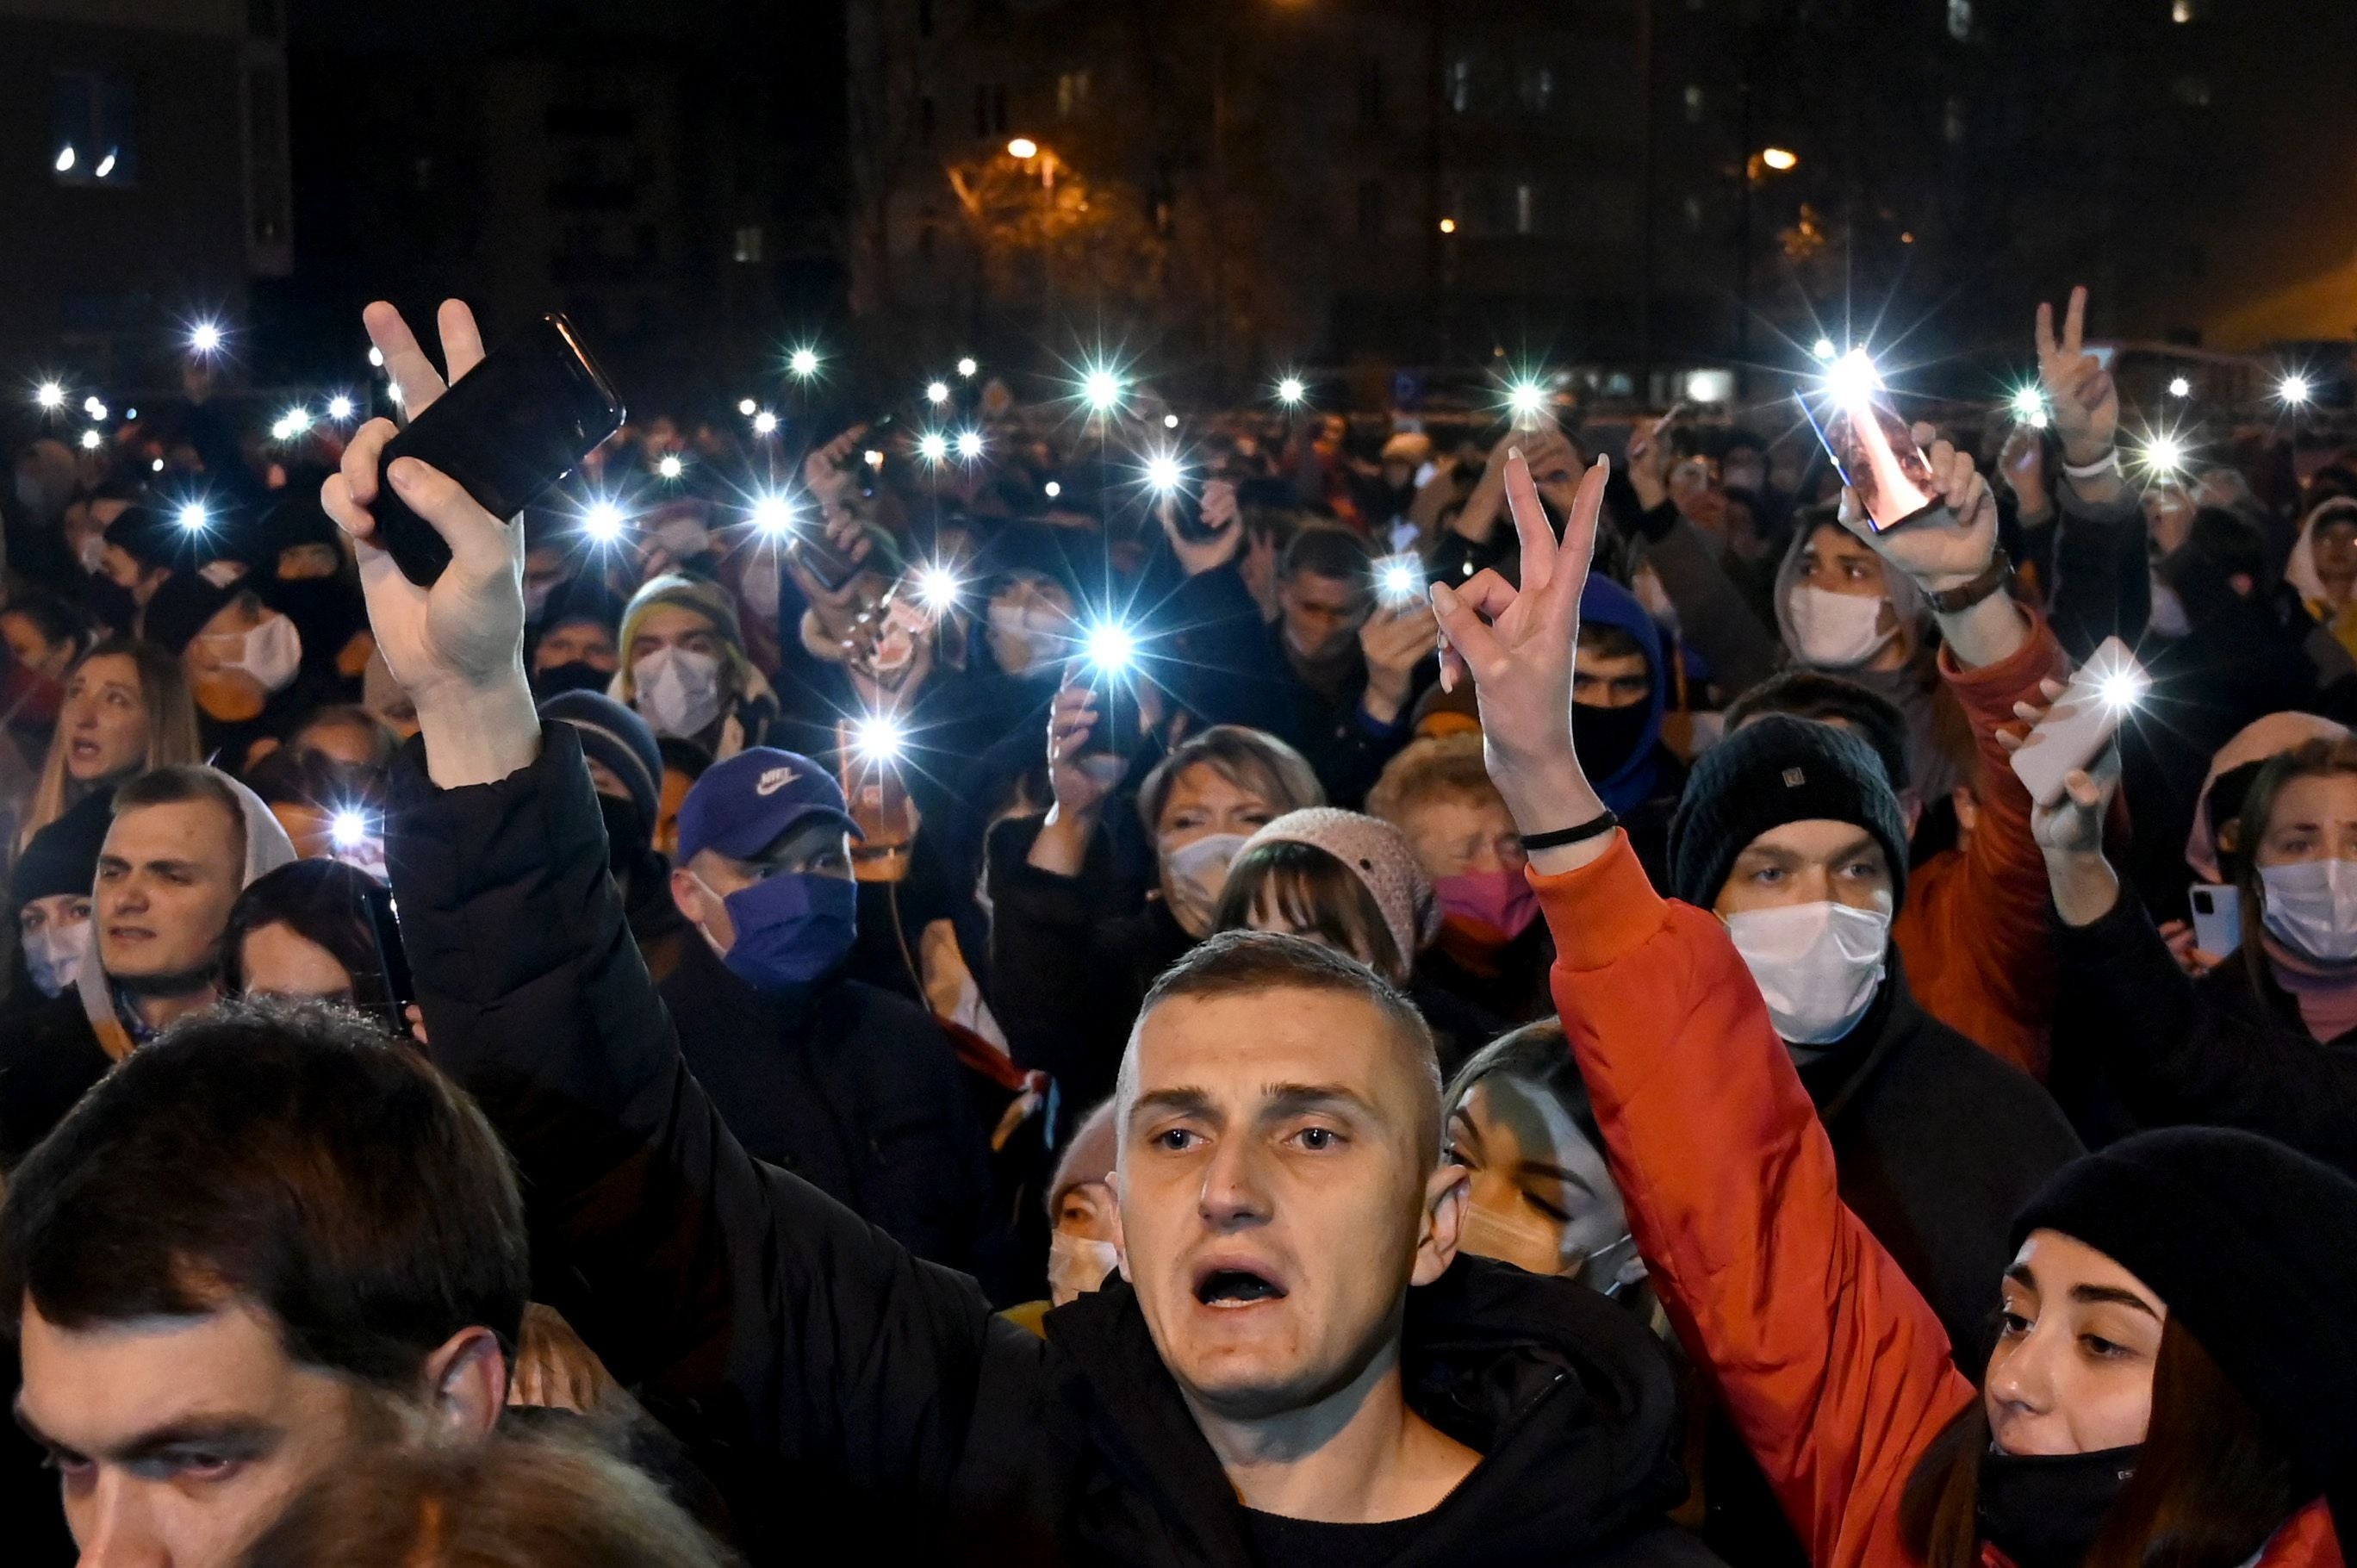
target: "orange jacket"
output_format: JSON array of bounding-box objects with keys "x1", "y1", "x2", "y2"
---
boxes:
[
  {"x1": 1894, "y1": 611, "x2": 2068, "y2": 1080},
  {"x1": 1532, "y1": 836, "x2": 2342, "y2": 1568}
]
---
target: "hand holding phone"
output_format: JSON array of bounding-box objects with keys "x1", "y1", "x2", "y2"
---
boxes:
[
  {"x1": 368, "y1": 313, "x2": 625, "y2": 587},
  {"x1": 2188, "y1": 883, "x2": 2242, "y2": 958},
  {"x1": 2012, "y1": 637, "x2": 2147, "y2": 807}
]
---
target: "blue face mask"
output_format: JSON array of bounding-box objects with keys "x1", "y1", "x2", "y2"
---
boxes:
[{"x1": 717, "y1": 870, "x2": 858, "y2": 992}]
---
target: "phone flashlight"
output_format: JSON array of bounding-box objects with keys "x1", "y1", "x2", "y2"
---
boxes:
[
  {"x1": 917, "y1": 432, "x2": 949, "y2": 464},
  {"x1": 2167, "y1": 376, "x2": 2192, "y2": 399},
  {"x1": 788, "y1": 346, "x2": 821, "y2": 379},
  {"x1": 2280, "y1": 374, "x2": 2313, "y2": 407},
  {"x1": 330, "y1": 809, "x2": 370, "y2": 851},
  {"x1": 956, "y1": 356, "x2": 979, "y2": 378},
  {"x1": 1811, "y1": 338, "x2": 1838, "y2": 362},
  {"x1": 1085, "y1": 620, "x2": 1137, "y2": 675},
  {"x1": 750, "y1": 495, "x2": 794, "y2": 539},
  {"x1": 2009, "y1": 386, "x2": 2048, "y2": 428},
  {"x1": 1082, "y1": 367, "x2": 1123, "y2": 414},
  {"x1": 34, "y1": 381, "x2": 64, "y2": 411},
  {"x1": 851, "y1": 713, "x2": 907, "y2": 764},
  {"x1": 1144, "y1": 452, "x2": 1185, "y2": 495},
  {"x1": 1374, "y1": 554, "x2": 1425, "y2": 607},
  {"x1": 176, "y1": 501, "x2": 209, "y2": 532},
  {"x1": 1506, "y1": 380, "x2": 1548, "y2": 429},
  {"x1": 82, "y1": 395, "x2": 106, "y2": 420},
  {"x1": 582, "y1": 500, "x2": 628, "y2": 543},
  {"x1": 914, "y1": 563, "x2": 962, "y2": 613},
  {"x1": 187, "y1": 320, "x2": 224, "y2": 356},
  {"x1": 657, "y1": 453, "x2": 684, "y2": 480},
  {"x1": 326, "y1": 395, "x2": 356, "y2": 422},
  {"x1": 925, "y1": 381, "x2": 950, "y2": 407},
  {"x1": 1277, "y1": 376, "x2": 1306, "y2": 407},
  {"x1": 78, "y1": 430, "x2": 102, "y2": 451},
  {"x1": 955, "y1": 429, "x2": 984, "y2": 460},
  {"x1": 1800, "y1": 349, "x2": 1940, "y2": 532}
]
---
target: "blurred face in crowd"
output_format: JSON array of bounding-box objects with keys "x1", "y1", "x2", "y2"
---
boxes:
[
  {"x1": 1711, "y1": 820, "x2": 1894, "y2": 919},
  {"x1": 1446, "y1": 1074, "x2": 1628, "y2": 1281},
  {"x1": 1984, "y1": 1230, "x2": 2163, "y2": 1455},
  {"x1": 96, "y1": 798, "x2": 245, "y2": 989},
  {"x1": 2312, "y1": 518, "x2": 2357, "y2": 599},
  {"x1": 1155, "y1": 762, "x2": 1281, "y2": 856},
  {"x1": 2250, "y1": 772, "x2": 2357, "y2": 869},
  {"x1": 533, "y1": 619, "x2": 619, "y2": 675},
  {"x1": 1722, "y1": 446, "x2": 1768, "y2": 494},
  {"x1": 59, "y1": 652, "x2": 152, "y2": 783},
  {"x1": 2, "y1": 610, "x2": 76, "y2": 681},
  {"x1": 1112, "y1": 987, "x2": 1462, "y2": 1422},
  {"x1": 96, "y1": 542, "x2": 157, "y2": 595},
  {"x1": 1398, "y1": 789, "x2": 1524, "y2": 883},
  {"x1": 1278, "y1": 570, "x2": 1366, "y2": 663},
  {"x1": 275, "y1": 542, "x2": 341, "y2": 582},
  {"x1": 671, "y1": 818, "x2": 852, "y2": 954},
  {"x1": 238, "y1": 922, "x2": 357, "y2": 1006},
  {"x1": 290, "y1": 716, "x2": 381, "y2": 774},
  {"x1": 21, "y1": 893, "x2": 92, "y2": 949},
  {"x1": 1795, "y1": 523, "x2": 1896, "y2": 612},
  {"x1": 1572, "y1": 645, "x2": 1651, "y2": 710},
  {"x1": 628, "y1": 606, "x2": 724, "y2": 669},
  {"x1": 984, "y1": 573, "x2": 1077, "y2": 677},
  {"x1": 184, "y1": 596, "x2": 295, "y2": 722}
]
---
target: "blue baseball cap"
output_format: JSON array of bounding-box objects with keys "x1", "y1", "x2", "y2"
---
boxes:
[{"x1": 675, "y1": 747, "x2": 861, "y2": 864}]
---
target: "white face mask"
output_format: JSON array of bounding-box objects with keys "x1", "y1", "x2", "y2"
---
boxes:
[
  {"x1": 633, "y1": 646, "x2": 724, "y2": 738},
  {"x1": 986, "y1": 600, "x2": 1073, "y2": 675},
  {"x1": 1787, "y1": 585, "x2": 1894, "y2": 669},
  {"x1": 212, "y1": 612, "x2": 303, "y2": 694},
  {"x1": 738, "y1": 556, "x2": 783, "y2": 622},
  {"x1": 2260, "y1": 859, "x2": 2357, "y2": 963},
  {"x1": 78, "y1": 533, "x2": 106, "y2": 574},
  {"x1": 22, "y1": 919, "x2": 91, "y2": 998},
  {"x1": 1047, "y1": 1232, "x2": 1120, "y2": 1307},
  {"x1": 1725, "y1": 900, "x2": 1890, "y2": 1045},
  {"x1": 2149, "y1": 578, "x2": 2192, "y2": 639},
  {"x1": 1160, "y1": 831, "x2": 1251, "y2": 938},
  {"x1": 652, "y1": 515, "x2": 712, "y2": 561}
]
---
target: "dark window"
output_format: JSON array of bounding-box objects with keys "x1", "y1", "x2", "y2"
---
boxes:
[
  {"x1": 920, "y1": 96, "x2": 935, "y2": 143},
  {"x1": 1358, "y1": 57, "x2": 1386, "y2": 128},
  {"x1": 1356, "y1": 178, "x2": 1384, "y2": 240},
  {"x1": 917, "y1": 0, "x2": 934, "y2": 38},
  {"x1": 53, "y1": 71, "x2": 137, "y2": 186}
]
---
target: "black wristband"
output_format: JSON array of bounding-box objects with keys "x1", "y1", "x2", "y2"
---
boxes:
[{"x1": 1520, "y1": 810, "x2": 1620, "y2": 851}]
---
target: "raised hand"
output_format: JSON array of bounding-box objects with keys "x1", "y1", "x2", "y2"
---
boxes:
[
  {"x1": 1160, "y1": 476, "x2": 1244, "y2": 576},
  {"x1": 320, "y1": 301, "x2": 538, "y2": 787},
  {"x1": 1359, "y1": 600, "x2": 1439, "y2": 726},
  {"x1": 2035, "y1": 286, "x2": 2120, "y2": 468},
  {"x1": 1836, "y1": 423, "x2": 1998, "y2": 593},
  {"x1": 2034, "y1": 752, "x2": 2124, "y2": 927},
  {"x1": 1427, "y1": 451, "x2": 1614, "y2": 869},
  {"x1": 1999, "y1": 425, "x2": 2050, "y2": 519}
]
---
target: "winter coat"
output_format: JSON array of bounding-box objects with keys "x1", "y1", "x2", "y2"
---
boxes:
[
  {"x1": 2053, "y1": 882, "x2": 2357, "y2": 1177},
  {"x1": 1894, "y1": 610, "x2": 2070, "y2": 1079},
  {"x1": 382, "y1": 725, "x2": 1722, "y2": 1567},
  {"x1": 1530, "y1": 834, "x2": 2342, "y2": 1568},
  {"x1": 0, "y1": 986, "x2": 109, "y2": 1168}
]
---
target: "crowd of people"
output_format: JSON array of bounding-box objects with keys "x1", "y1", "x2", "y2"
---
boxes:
[{"x1": 0, "y1": 280, "x2": 2354, "y2": 1567}]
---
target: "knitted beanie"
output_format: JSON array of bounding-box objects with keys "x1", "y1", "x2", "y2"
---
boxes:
[
  {"x1": 1668, "y1": 713, "x2": 1910, "y2": 911},
  {"x1": 2012, "y1": 1127, "x2": 2357, "y2": 1521},
  {"x1": 538, "y1": 688, "x2": 662, "y2": 829},
  {"x1": 1241, "y1": 807, "x2": 1439, "y2": 967}
]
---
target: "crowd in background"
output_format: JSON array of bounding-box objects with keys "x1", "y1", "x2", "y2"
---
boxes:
[{"x1": 1, "y1": 281, "x2": 2355, "y2": 1568}]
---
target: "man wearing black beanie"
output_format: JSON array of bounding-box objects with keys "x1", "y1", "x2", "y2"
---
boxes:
[{"x1": 1667, "y1": 713, "x2": 2082, "y2": 1367}]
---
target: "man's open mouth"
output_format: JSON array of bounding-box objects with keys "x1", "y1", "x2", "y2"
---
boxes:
[{"x1": 1195, "y1": 1268, "x2": 1287, "y2": 1307}]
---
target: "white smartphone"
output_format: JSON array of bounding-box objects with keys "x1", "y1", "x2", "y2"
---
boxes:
[
  {"x1": 2189, "y1": 884, "x2": 2242, "y2": 956},
  {"x1": 2010, "y1": 636, "x2": 2147, "y2": 808}
]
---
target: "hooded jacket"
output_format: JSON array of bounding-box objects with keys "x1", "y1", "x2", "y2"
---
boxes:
[
  {"x1": 0, "y1": 770, "x2": 295, "y2": 1165},
  {"x1": 382, "y1": 726, "x2": 1720, "y2": 1567},
  {"x1": 1529, "y1": 834, "x2": 2341, "y2": 1568}
]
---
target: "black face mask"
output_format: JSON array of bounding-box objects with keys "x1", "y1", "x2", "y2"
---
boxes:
[
  {"x1": 532, "y1": 661, "x2": 615, "y2": 701},
  {"x1": 83, "y1": 574, "x2": 140, "y2": 637},
  {"x1": 1572, "y1": 699, "x2": 1653, "y2": 779},
  {"x1": 1976, "y1": 1445, "x2": 2139, "y2": 1568}
]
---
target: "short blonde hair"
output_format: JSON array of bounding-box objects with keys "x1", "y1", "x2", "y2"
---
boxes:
[
  {"x1": 1365, "y1": 733, "x2": 1501, "y2": 830},
  {"x1": 1135, "y1": 725, "x2": 1322, "y2": 835}
]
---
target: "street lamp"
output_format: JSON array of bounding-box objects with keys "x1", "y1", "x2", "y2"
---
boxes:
[
  {"x1": 1758, "y1": 146, "x2": 1799, "y2": 172},
  {"x1": 1006, "y1": 136, "x2": 1039, "y2": 160}
]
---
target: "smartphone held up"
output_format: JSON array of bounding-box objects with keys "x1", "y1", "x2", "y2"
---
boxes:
[
  {"x1": 371, "y1": 313, "x2": 625, "y2": 587},
  {"x1": 2010, "y1": 637, "x2": 2149, "y2": 808},
  {"x1": 1799, "y1": 349, "x2": 1941, "y2": 532}
]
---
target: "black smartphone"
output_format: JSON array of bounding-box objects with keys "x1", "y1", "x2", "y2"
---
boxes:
[
  {"x1": 1073, "y1": 658, "x2": 1147, "y2": 767},
  {"x1": 358, "y1": 878, "x2": 418, "y2": 1025},
  {"x1": 372, "y1": 314, "x2": 625, "y2": 587},
  {"x1": 791, "y1": 522, "x2": 867, "y2": 592}
]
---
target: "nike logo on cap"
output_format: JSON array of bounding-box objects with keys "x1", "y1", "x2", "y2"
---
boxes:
[{"x1": 756, "y1": 766, "x2": 799, "y2": 796}]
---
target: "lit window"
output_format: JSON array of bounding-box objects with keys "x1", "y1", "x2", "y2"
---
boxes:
[
  {"x1": 52, "y1": 71, "x2": 137, "y2": 186},
  {"x1": 732, "y1": 225, "x2": 762, "y2": 264},
  {"x1": 2171, "y1": 0, "x2": 2199, "y2": 19},
  {"x1": 1447, "y1": 58, "x2": 1472, "y2": 114},
  {"x1": 1514, "y1": 182, "x2": 1537, "y2": 235},
  {"x1": 1947, "y1": 0, "x2": 1972, "y2": 40},
  {"x1": 1683, "y1": 84, "x2": 1705, "y2": 122}
]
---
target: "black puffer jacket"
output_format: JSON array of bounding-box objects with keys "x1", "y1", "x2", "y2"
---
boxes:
[{"x1": 384, "y1": 728, "x2": 1717, "y2": 1567}]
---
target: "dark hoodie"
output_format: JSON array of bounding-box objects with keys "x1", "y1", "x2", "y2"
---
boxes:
[
  {"x1": 1577, "y1": 576, "x2": 1686, "y2": 886},
  {"x1": 383, "y1": 725, "x2": 1720, "y2": 1567}
]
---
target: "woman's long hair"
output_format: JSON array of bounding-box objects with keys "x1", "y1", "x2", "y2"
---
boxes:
[
  {"x1": 18, "y1": 638, "x2": 200, "y2": 850},
  {"x1": 1900, "y1": 1315, "x2": 2296, "y2": 1568},
  {"x1": 2233, "y1": 735, "x2": 2357, "y2": 992}
]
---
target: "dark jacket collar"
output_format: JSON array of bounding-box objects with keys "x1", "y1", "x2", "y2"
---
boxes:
[
  {"x1": 1040, "y1": 1257, "x2": 1686, "y2": 1565},
  {"x1": 1797, "y1": 946, "x2": 1922, "y2": 1126}
]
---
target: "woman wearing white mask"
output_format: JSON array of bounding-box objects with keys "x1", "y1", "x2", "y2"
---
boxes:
[
  {"x1": 2045, "y1": 733, "x2": 2357, "y2": 1176},
  {"x1": 5, "y1": 788, "x2": 112, "y2": 1017},
  {"x1": 146, "y1": 568, "x2": 321, "y2": 771},
  {"x1": 986, "y1": 721, "x2": 1322, "y2": 1127},
  {"x1": 609, "y1": 574, "x2": 780, "y2": 761},
  {"x1": 1666, "y1": 712, "x2": 2081, "y2": 1365}
]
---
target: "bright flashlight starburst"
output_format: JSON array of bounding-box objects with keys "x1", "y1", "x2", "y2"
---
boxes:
[
  {"x1": 2167, "y1": 376, "x2": 2192, "y2": 399},
  {"x1": 851, "y1": 713, "x2": 907, "y2": 763},
  {"x1": 82, "y1": 395, "x2": 107, "y2": 420},
  {"x1": 330, "y1": 810, "x2": 370, "y2": 850},
  {"x1": 1811, "y1": 338, "x2": 1838, "y2": 362},
  {"x1": 737, "y1": 398, "x2": 757, "y2": 417},
  {"x1": 78, "y1": 430, "x2": 102, "y2": 451},
  {"x1": 917, "y1": 432, "x2": 949, "y2": 464},
  {"x1": 582, "y1": 501, "x2": 627, "y2": 543},
  {"x1": 657, "y1": 453, "x2": 684, "y2": 479},
  {"x1": 1376, "y1": 555, "x2": 1422, "y2": 604},
  {"x1": 915, "y1": 564, "x2": 962, "y2": 613},
  {"x1": 1043, "y1": 479, "x2": 1062, "y2": 499},
  {"x1": 1825, "y1": 347, "x2": 1884, "y2": 408},
  {"x1": 751, "y1": 495, "x2": 795, "y2": 538},
  {"x1": 281, "y1": 406, "x2": 312, "y2": 435},
  {"x1": 1277, "y1": 375, "x2": 1306, "y2": 406},
  {"x1": 1144, "y1": 452, "x2": 1185, "y2": 493},
  {"x1": 1084, "y1": 620, "x2": 1138, "y2": 675},
  {"x1": 326, "y1": 395, "x2": 356, "y2": 421},
  {"x1": 34, "y1": 381, "x2": 64, "y2": 411},
  {"x1": 1506, "y1": 380, "x2": 1548, "y2": 420},
  {"x1": 955, "y1": 429, "x2": 984, "y2": 460},
  {"x1": 2138, "y1": 433, "x2": 2187, "y2": 476},
  {"x1": 2099, "y1": 668, "x2": 2149, "y2": 711},
  {"x1": 1081, "y1": 366, "x2": 1123, "y2": 413},
  {"x1": 188, "y1": 320, "x2": 224, "y2": 355},
  {"x1": 788, "y1": 346, "x2": 820, "y2": 378},
  {"x1": 752, "y1": 409, "x2": 779, "y2": 435},
  {"x1": 956, "y1": 356, "x2": 978, "y2": 378},
  {"x1": 925, "y1": 380, "x2": 950, "y2": 406},
  {"x1": 176, "y1": 501, "x2": 209, "y2": 532},
  {"x1": 2281, "y1": 374, "x2": 2313, "y2": 407}
]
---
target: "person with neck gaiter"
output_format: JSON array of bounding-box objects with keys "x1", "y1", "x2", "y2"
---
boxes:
[
  {"x1": 0, "y1": 763, "x2": 295, "y2": 1167},
  {"x1": 659, "y1": 745, "x2": 994, "y2": 1273},
  {"x1": 2045, "y1": 732, "x2": 2357, "y2": 1177},
  {"x1": 1370, "y1": 733, "x2": 1552, "y2": 1024},
  {"x1": 1434, "y1": 442, "x2": 2354, "y2": 1568},
  {"x1": 1570, "y1": 575, "x2": 1687, "y2": 882}
]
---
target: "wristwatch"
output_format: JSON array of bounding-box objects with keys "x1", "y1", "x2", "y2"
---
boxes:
[{"x1": 1926, "y1": 558, "x2": 2014, "y2": 614}]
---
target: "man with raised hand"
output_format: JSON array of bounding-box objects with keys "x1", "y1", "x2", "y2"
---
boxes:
[{"x1": 326, "y1": 299, "x2": 1718, "y2": 1566}]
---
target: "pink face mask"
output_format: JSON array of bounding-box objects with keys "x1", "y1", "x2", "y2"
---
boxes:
[{"x1": 1433, "y1": 868, "x2": 1539, "y2": 942}]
